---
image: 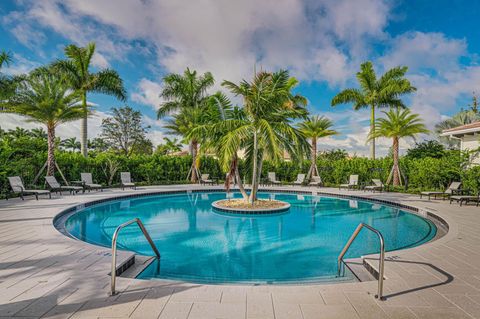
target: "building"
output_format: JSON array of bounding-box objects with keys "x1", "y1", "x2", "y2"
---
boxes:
[{"x1": 441, "y1": 121, "x2": 480, "y2": 164}]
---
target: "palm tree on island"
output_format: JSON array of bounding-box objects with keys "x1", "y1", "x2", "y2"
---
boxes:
[
  {"x1": 331, "y1": 61, "x2": 416, "y2": 159},
  {"x1": 53, "y1": 42, "x2": 126, "y2": 157},
  {"x1": 369, "y1": 108, "x2": 428, "y2": 186},
  {"x1": 221, "y1": 70, "x2": 309, "y2": 204}
]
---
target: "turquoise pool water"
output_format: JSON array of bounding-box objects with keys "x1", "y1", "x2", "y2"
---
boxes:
[{"x1": 64, "y1": 192, "x2": 436, "y2": 284}]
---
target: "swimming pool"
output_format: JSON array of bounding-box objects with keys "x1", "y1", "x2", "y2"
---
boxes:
[{"x1": 64, "y1": 191, "x2": 437, "y2": 284}]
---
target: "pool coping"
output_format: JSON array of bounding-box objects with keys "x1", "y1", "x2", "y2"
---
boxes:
[{"x1": 52, "y1": 187, "x2": 450, "y2": 285}]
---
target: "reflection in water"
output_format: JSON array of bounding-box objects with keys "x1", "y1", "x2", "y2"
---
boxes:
[{"x1": 65, "y1": 192, "x2": 436, "y2": 283}]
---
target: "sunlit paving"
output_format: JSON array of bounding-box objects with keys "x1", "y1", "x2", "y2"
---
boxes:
[{"x1": 1, "y1": 1, "x2": 480, "y2": 318}]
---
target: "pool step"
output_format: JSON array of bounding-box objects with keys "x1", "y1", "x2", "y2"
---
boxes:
[
  {"x1": 120, "y1": 255, "x2": 156, "y2": 278},
  {"x1": 344, "y1": 258, "x2": 376, "y2": 282}
]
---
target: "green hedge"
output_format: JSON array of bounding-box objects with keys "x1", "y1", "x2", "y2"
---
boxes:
[{"x1": 1, "y1": 142, "x2": 477, "y2": 196}]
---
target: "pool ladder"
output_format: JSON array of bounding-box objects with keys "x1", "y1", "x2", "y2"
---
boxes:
[
  {"x1": 110, "y1": 218, "x2": 160, "y2": 295},
  {"x1": 337, "y1": 223, "x2": 385, "y2": 300}
]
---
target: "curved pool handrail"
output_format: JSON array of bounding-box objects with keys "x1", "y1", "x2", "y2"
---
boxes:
[
  {"x1": 110, "y1": 218, "x2": 160, "y2": 295},
  {"x1": 337, "y1": 223, "x2": 385, "y2": 300}
]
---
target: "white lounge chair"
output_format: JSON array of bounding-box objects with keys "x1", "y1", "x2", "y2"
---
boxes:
[
  {"x1": 420, "y1": 182, "x2": 461, "y2": 200},
  {"x1": 200, "y1": 174, "x2": 215, "y2": 185},
  {"x1": 309, "y1": 175, "x2": 322, "y2": 187},
  {"x1": 268, "y1": 172, "x2": 281, "y2": 185},
  {"x1": 339, "y1": 175, "x2": 359, "y2": 190},
  {"x1": 8, "y1": 176, "x2": 51, "y2": 200},
  {"x1": 293, "y1": 173, "x2": 306, "y2": 186},
  {"x1": 45, "y1": 176, "x2": 83, "y2": 195},
  {"x1": 80, "y1": 173, "x2": 103, "y2": 192},
  {"x1": 120, "y1": 172, "x2": 136, "y2": 190},
  {"x1": 364, "y1": 179, "x2": 384, "y2": 192}
]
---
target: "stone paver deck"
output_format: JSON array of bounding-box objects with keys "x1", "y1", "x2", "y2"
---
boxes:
[{"x1": 0, "y1": 185, "x2": 479, "y2": 318}]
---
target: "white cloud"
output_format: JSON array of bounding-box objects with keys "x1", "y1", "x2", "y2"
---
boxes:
[
  {"x1": 4, "y1": 0, "x2": 394, "y2": 86},
  {"x1": 380, "y1": 31, "x2": 467, "y2": 73},
  {"x1": 131, "y1": 78, "x2": 164, "y2": 110}
]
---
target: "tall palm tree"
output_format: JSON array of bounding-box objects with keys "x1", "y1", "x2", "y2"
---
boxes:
[
  {"x1": 0, "y1": 51, "x2": 12, "y2": 69},
  {"x1": 2, "y1": 68, "x2": 83, "y2": 175},
  {"x1": 369, "y1": 108, "x2": 428, "y2": 186},
  {"x1": 53, "y1": 42, "x2": 126, "y2": 157},
  {"x1": 298, "y1": 115, "x2": 337, "y2": 180},
  {"x1": 157, "y1": 68, "x2": 214, "y2": 182},
  {"x1": 331, "y1": 61, "x2": 416, "y2": 159},
  {"x1": 221, "y1": 70, "x2": 309, "y2": 203}
]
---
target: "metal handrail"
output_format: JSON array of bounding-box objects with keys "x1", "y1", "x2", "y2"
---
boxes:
[
  {"x1": 337, "y1": 223, "x2": 385, "y2": 300},
  {"x1": 110, "y1": 218, "x2": 160, "y2": 295}
]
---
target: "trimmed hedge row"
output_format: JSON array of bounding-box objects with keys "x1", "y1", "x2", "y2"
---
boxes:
[{"x1": 0, "y1": 146, "x2": 476, "y2": 195}]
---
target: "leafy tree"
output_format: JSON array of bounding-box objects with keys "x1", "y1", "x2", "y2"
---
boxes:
[
  {"x1": 221, "y1": 70, "x2": 309, "y2": 203},
  {"x1": 61, "y1": 137, "x2": 81, "y2": 152},
  {"x1": 0, "y1": 51, "x2": 24, "y2": 105},
  {"x1": 31, "y1": 127, "x2": 47, "y2": 139},
  {"x1": 406, "y1": 140, "x2": 445, "y2": 159},
  {"x1": 53, "y1": 42, "x2": 126, "y2": 157},
  {"x1": 2, "y1": 68, "x2": 83, "y2": 175},
  {"x1": 88, "y1": 138, "x2": 109, "y2": 152},
  {"x1": 156, "y1": 137, "x2": 182, "y2": 155},
  {"x1": 317, "y1": 149, "x2": 348, "y2": 161},
  {"x1": 100, "y1": 106, "x2": 150, "y2": 156},
  {"x1": 298, "y1": 115, "x2": 337, "y2": 180},
  {"x1": 369, "y1": 108, "x2": 428, "y2": 186},
  {"x1": 331, "y1": 61, "x2": 416, "y2": 159},
  {"x1": 157, "y1": 68, "x2": 214, "y2": 182}
]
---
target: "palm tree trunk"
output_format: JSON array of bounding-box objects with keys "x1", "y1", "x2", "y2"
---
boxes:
[
  {"x1": 249, "y1": 130, "x2": 258, "y2": 204},
  {"x1": 190, "y1": 140, "x2": 199, "y2": 183},
  {"x1": 47, "y1": 124, "x2": 56, "y2": 176},
  {"x1": 311, "y1": 136, "x2": 317, "y2": 177},
  {"x1": 233, "y1": 156, "x2": 248, "y2": 200},
  {"x1": 392, "y1": 136, "x2": 400, "y2": 186},
  {"x1": 370, "y1": 104, "x2": 375, "y2": 160},
  {"x1": 80, "y1": 91, "x2": 88, "y2": 157}
]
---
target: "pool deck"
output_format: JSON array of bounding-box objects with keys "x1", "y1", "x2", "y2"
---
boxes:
[{"x1": 0, "y1": 185, "x2": 479, "y2": 319}]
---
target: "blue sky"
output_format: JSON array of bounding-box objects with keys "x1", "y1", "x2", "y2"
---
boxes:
[{"x1": 1, "y1": 0, "x2": 479, "y2": 155}]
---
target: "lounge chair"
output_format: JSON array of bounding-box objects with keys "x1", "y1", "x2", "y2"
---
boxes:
[
  {"x1": 45, "y1": 176, "x2": 83, "y2": 195},
  {"x1": 309, "y1": 175, "x2": 322, "y2": 187},
  {"x1": 120, "y1": 172, "x2": 136, "y2": 190},
  {"x1": 364, "y1": 179, "x2": 384, "y2": 192},
  {"x1": 80, "y1": 173, "x2": 103, "y2": 192},
  {"x1": 339, "y1": 175, "x2": 359, "y2": 190},
  {"x1": 268, "y1": 172, "x2": 281, "y2": 185},
  {"x1": 292, "y1": 173, "x2": 306, "y2": 186},
  {"x1": 200, "y1": 174, "x2": 215, "y2": 185},
  {"x1": 449, "y1": 190, "x2": 479, "y2": 206},
  {"x1": 420, "y1": 182, "x2": 461, "y2": 200},
  {"x1": 7, "y1": 176, "x2": 51, "y2": 200}
]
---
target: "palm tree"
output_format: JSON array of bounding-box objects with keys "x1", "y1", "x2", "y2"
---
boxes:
[
  {"x1": 298, "y1": 115, "x2": 337, "y2": 180},
  {"x1": 221, "y1": 70, "x2": 309, "y2": 203},
  {"x1": 31, "y1": 127, "x2": 48, "y2": 139},
  {"x1": 2, "y1": 68, "x2": 83, "y2": 175},
  {"x1": 53, "y1": 42, "x2": 126, "y2": 157},
  {"x1": 162, "y1": 137, "x2": 182, "y2": 155},
  {"x1": 157, "y1": 68, "x2": 214, "y2": 182},
  {"x1": 435, "y1": 110, "x2": 480, "y2": 149},
  {"x1": 331, "y1": 61, "x2": 416, "y2": 159},
  {"x1": 368, "y1": 108, "x2": 428, "y2": 186},
  {"x1": 7, "y1": 127, "x2": 31, "y2": 139},
  {"x1": 61, "y1": 137, "x2": 81, "y2": 151},
  {"x1": 0, "y1": 51, "x2": 12, "y2": 69}
]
